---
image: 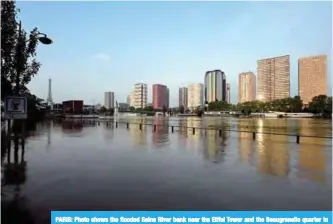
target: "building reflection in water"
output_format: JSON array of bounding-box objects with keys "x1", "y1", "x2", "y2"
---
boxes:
[
  {"x1": 61, "y1": 119, "x2": 83, "y2": 136},
  {"x1": 178, "y1": 118, "x2": 188, "y2": 138},
  {"x1": 237, "y1": 121, "x2": 255, "y2": 163},
  {"x1": 130, "y1": 117, "x2": 147, "y2": 146},
  {"x1": 203, "y1": 121, "x2": 228, "y2": 164},
  {"x1": 297, "y1": 119, "x2": 328, "y2": 183},
  {"x1": 185, "y1": 117, "x2": 203, "y2": 152},
  {"x1": 1, "y1": 130, "x2": 35, "y2": 223},
  {"x1": 46, "y1": 120, "x2": 53, "y2": 150},
  {"x1": 256, "y1": 119, "x2": 290, "y2": 176},
  {"x1": 152, "y1": 116, "x2": 169, "y2": 148},
  {"x1": 103, "y1": 120, "x2": 114, "y2": 140}
]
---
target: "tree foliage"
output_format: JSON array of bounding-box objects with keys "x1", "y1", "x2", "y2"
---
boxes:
[
  {"x1": 206, "y1": 95, "x2": 331, "y2": 116},
  {"x1": 308, "y1": 95, "x2": 332, "y2": 115},
  {"x1": 99, "y1": 106, "x2": 107, "y2": 113},
  {"x1": 1, "y1": 0, "x2": 41, "y2": 100},
  {"x1": 162, "y1": 105, "x2": 167, "y2": 116},
  {"x1": 179, "y1": 105, "x2": 185, "y2": 114},
  {"x1": 143, "y1": 106, "x2": 154, "y2": 111}
]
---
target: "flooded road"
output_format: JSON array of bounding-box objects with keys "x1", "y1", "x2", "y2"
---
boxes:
[{"x1": 1, "y1": 117, "x2": 332, "y2": 224}]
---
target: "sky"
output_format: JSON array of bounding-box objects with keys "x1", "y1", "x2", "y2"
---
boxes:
[{"x1": 17, "y1": 1, "x2": 332, "y2": 106}]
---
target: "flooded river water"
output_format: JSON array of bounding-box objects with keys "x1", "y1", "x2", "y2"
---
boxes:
[{"x1": 1, "y1": 117, "x2": 332, "y2": 224}]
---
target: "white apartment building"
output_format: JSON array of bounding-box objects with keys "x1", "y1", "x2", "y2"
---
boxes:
[
  {"x1": 131, "y1": 83, "x2": 148, "y2": 109},
  {"x1": 104, "y1": 91, "x2": 114, "y2": 109},
  {"x1": 187, "y1": 83, "x2": 204, "y2": 111}
]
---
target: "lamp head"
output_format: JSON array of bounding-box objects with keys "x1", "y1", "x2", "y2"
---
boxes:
[{"x1": 38, "y1": 35, "x2": 53, "y2": 45}]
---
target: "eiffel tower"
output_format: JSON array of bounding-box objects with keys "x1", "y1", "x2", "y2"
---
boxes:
[{"x1": 46, "y1": 78, "x2": 53, "y2": 110}]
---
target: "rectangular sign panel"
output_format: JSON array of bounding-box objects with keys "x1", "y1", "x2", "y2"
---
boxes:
[
  {"x1": 4, "y1": 96, "x2": 28, "y2": 120},
  {"x1": 4, "y1": 96, "x2": 27, "y2": 114}
]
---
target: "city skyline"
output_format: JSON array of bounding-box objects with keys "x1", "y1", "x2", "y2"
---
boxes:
[{"x1": 18, "y1": 1, "x2": 332, "y2": 106}]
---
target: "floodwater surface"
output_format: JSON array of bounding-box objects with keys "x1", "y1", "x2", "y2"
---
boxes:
[{"x1": 1, "y1": 117, "x2": 332, "y2": 224}]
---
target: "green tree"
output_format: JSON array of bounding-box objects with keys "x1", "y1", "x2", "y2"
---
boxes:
[
  {"x1": 325, "y1": 96, "x2": 332, "y2": 114},
  {"x1": 99, "y1": 106, "x2": 107, "y2": 113},
  {"x1": 179, "y1": 105, "x2": 185, "y2": 114},
  {"x1": 129, "y1": 106, "x2": 135, "y2": 111},
  {"x1": 1, "y1": 1, "x2": 41, "y2": 99},
  {"x1": 108, "y1": 108, "x2": 114, "y2": 116},
  {"x1": 308, "y1": 95, "x2": 331, "y2": 115},
  {"x1": 162, "y1": 105, "x2": 167, "y2": 116},
  {"x1": 143, "y1": 106, "x2": 154, "y2": 111}
]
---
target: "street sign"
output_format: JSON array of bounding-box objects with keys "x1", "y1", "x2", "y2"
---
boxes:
[{"x1": 4, "y1": 96, "x2": 28, "y2": 120}]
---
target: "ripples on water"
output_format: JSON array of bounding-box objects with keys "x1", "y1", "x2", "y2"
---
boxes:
[{"x1": 1, "y1": 117, "x2": 332, "y2": 223}]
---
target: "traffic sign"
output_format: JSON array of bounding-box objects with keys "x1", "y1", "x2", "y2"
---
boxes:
[{"x1": 4, "y1": 96, "x2": 28, "y2": 120}]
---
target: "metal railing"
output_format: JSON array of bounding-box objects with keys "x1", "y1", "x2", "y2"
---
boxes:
[{"x1": 92, "y1": 120, "x2": 332, "y2": 144}]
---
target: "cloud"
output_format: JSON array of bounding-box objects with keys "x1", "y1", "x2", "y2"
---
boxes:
[{"x1": 92, "y1": 53, "x2": 110, "y2": 61}]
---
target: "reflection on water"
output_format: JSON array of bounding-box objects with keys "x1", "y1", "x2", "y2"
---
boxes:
[
  {"x1": 1, "y1": 117, "x2": 332, "y2": 223},
  {"x1": 2, "y1": 127, "x2": 34, "y2": 224},
  {"x1": 130, "y1": 118, "x2": 147, "y2": 147},
  {"x1": 256, "y1": 119, "x2": 290, "y2": 177},
  {"x1": 152, "y1": 117, "x2": 169, "y2": 148},
  {"x1": 298, "y1": 123, "x2": 327, "y2": 182}
]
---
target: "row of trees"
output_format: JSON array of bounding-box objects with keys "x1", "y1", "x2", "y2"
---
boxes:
[
  {"x1": 1, "y1": 1, "x2": 45, "y2": 118},
  {"x1": 179, "y1": 95, "x2": 332, "y2": 116},
  {"x1": 236, "y1": 95, "x2": 331, "y2": 115}
]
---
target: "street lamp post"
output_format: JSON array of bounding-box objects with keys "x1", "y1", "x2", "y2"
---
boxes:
[{"x1": 15, "y1": 20, "x2": 53, "y2": 95}]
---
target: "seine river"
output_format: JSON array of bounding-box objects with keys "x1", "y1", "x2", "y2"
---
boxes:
[{"x1": 1, "y1": 117, "x2": 332, "y2": 224}]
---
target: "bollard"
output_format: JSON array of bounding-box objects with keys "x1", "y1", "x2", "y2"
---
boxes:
[
  {"x1": 192, "y1": 128, "x2": 195, "y2": 135},
  {"x1": 219, "y1": 129, "x2": 222, "y2": 137},
  {"x1": 106, "y1": 122, "x2": 108, "y2": 127},
  {"x1": 139, "y1": 124, "x2": 142, "y2": 130},
  {"x1": 296, "y1": 135, "x2": 300, "y2": 144},
  {"x1": 127, "y1": 123, "x2": 129, "y2": 129},
  {"x1": 154, "y1": 125, "x2": 156, "y2": 132},
  {"x1": 253, "y1": 132, "x2": 256, "y2": 140},
  {"x1": 116, "y1": 122, "x2": 118, "y2": 128},
  {"x1": 171, "y1": 126, "x2": 174, "y2": 133}
]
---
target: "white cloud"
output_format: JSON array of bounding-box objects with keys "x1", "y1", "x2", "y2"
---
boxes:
[{"x1": 92, "y1": 53, "x2": 110, "y2": 61}]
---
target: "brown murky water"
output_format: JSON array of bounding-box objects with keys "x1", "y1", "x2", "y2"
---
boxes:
[{"x1": 1, "y1": 117, "x2": 332, "y2": 224}]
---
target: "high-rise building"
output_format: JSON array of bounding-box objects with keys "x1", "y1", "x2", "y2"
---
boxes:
[
  {"x1": 257, "y1": 55, "x2": 290, "y2": 102},
  {"x1": 129, "y1": 91, "x2": 135, "y2": 107},
  {"x1": 298, "y1": 55, "x2": 327, "y2": 105},
  {"x1": 239, "y1": 72, "x2": 256, "y2": 103},
  {"x1": 179, "y1": 87, "x2": 188, "y2": 108},
  {"x1": 188, "y1": 83, "x2": 204, "y2": 110},
  {"x1": 132, "y1": 83, "x2": 148, "y2": 109},
  {"x1": 104, "y1": 91, "x2": 114, "y2": 109},
  {"x1": 204, "y1": 70, "x2": 227, "y2": 102},
  {"x1": 152, "y1": 84, "x2": 168, "y2": 109},
  {"x1": 226, "y1": 83, "x2": 230, "y2": 103}
]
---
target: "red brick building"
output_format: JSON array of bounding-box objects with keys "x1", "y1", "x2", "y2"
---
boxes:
[
  {"x1": 62, "y1": 100, "x2": 84, "y2": 114},
  {"x1": 152, "y1": 84, "x2": 168, "y2": 109}
]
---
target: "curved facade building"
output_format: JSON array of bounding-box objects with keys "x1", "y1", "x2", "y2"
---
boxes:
[
  {"x1": 152, "y1": 84, "x2": 168, "y2": 109},
  {"x1": 204, "y1": 70, "x2": 227, "y2": 103}
]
